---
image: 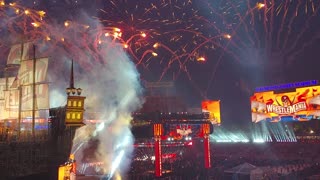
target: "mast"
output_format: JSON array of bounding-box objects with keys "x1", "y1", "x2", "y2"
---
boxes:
[
  {"x1": 32, "y1": 44, "x2": 36, "y2": 140},
  {"x1": 70, "y1": 59, "x2": 74, "y2": 89},
  {"x1": 18, "y1": 42, "x2": 24, "y2": 140}
]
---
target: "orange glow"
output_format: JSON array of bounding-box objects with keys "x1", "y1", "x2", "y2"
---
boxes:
[
  {"x1": 153, "y1": 124, "x2": 163, "y2": 136},
  {"x1": 224, "y1": 34, "x2": 231, "y2": 39},
  {"x1": 153, "y1": 43, "x2": 159, "y2": 48},
  {"x1": 152, "y1": 52, "x2": 158, "y2": 56},
  {"x1": 31, "y1": 22, "x2": 40, "y2": 28},
  {"x1": 114, "y1": 27, "x2": 121, "y2": 32},
  {"x1": 257, "y1": 3, "x2": 265, "y2": 9},
  {"x1": 141, "y1": 33, "x2": 146, "y2": 38},
  {"x1": 38, "y1": 11, "x2": 46, "y2": 18},
  {"x1": 123, "y1": 44, "x2": 128, "y2": 48},
  {"x1": 0, "y1": 1, "x2": 5, "y2": 6},
  {"x1": 46, "y1": 36, "x2": 51, "y2": 41},
  {"x1": 24, "y1": 10, "x2": 30, "y2": 15},
  {"x1": 197, "y1": 57, "x2": 205, "y2": 62},
  {"x1": 202, "y1": 124, "x2": 211, "y2": 134},
  {"x1": 9, "y1": 2, "x2": 16, "y2": 6},
  {"x1": 104, "y1": 32, "x2": 109, "y2": 37},
  {"x1": 64, "y1": 21, "x2": 70, "y2": 27}
]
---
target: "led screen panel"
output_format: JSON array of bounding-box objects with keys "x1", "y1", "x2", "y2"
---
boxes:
[
  {"x1": 251, "y1": 85, "x2": 320, "y2": 123},
  {"x1": 202, "y1": 100, "x2": 221, "y2": 125}
]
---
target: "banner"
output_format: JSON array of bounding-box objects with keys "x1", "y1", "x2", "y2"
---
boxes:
[
  {"x1": 202, "y1": 100, "x2": 221, "y2": 125},
  {"x1": 251, "y1": 85, "x2": 320, "y2": 123}
]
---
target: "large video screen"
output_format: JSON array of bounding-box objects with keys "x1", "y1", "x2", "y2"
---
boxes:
[
  {"x1": 202, "y1": 100, "x2": 221, "y2": 125},
  {"x1": 251, "y1": 85, "x2": 320, "y2": 123}
]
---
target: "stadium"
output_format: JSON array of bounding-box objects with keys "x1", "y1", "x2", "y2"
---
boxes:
[{"x1": 69, "y1": 80, "x2": 320, "y2": 179}]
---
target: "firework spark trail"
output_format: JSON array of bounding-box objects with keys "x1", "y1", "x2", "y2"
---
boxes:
[
  {"x1": 269, "y1": 0, "x2": 275, "y2": 48},
  {"x1": 96, "y1": 0, "x2": 226, "y2": 79},
  {"x1": 281, "y1": 1, "x2": 302, "y2": 51},
  {"x1": 205, "y1": 3, "x2": 265, "y2": 95},
  {"x1": 204, "y1": 0, "x2": 320, "y2": 94},
  {"x1": 286, "y1": 2, "x2": 320, "y2": 56},
  {"x1": 276, "y1": 0, "x2": 289, "y2": 49}
]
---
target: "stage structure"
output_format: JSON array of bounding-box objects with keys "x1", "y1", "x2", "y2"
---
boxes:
[
  {"x1": 83, "y1": 81, "x2": 219, "y2": 177},
  {"x1": 133, "y1": 112, "x2": 214, "y2": 177},
  {"x1": 131, "y1": 82, "x2": 220, "y2": 177}
]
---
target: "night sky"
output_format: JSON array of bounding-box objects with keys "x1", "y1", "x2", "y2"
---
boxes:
[{"x1": 1, "y1": 0, "x2": 320, "y2": 128}]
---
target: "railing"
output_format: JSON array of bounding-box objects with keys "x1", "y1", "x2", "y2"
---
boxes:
[{"x1": 0, "y1": 130, "x2": 49, "y2": 143}]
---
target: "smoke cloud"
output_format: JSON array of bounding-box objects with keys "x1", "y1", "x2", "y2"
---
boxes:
[
  {"x1": 71, "y1": 42, "x2": 144, "y2": 177},
  {"x1": 0, "y1": 2, "x2": 144, "y2": 177}
]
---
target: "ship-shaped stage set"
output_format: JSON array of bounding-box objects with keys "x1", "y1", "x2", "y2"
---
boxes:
[
  {"x1": 0, "y1": 43, "x2": 216, "y2": 179},
  {"x1": 0, "y1": 42, "x2": 86, "y2": 179}
]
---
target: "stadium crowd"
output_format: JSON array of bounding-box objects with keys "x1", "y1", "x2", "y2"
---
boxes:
[{"x1": 128, "y1": 141, "x2": 320, "y2": 179}]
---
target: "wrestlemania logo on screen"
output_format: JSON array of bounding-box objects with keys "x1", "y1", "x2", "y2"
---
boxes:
[{"x1": 251, "y1": 85, "x2": 320, "y2": 123}]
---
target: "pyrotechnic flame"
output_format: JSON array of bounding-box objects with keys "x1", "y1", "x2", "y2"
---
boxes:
[
  {"x1": 31, "y1": 22, "x2": 40, "y2": 28},
  {"x1": 38, "y1": 11, "x2": 46, "y2": 18},
  {"x1": 24, "y1": 9, "x2": 30, "y2": 15},
  {"x1": 257, "y1": 3, "x2": 265, "y2": 9},
  {"x1": 224, "y1": 34, "x2": 231, "y2": 39},
  {"x1": 153, "y1": 43, "x2": 159, "y2": 48},
  {"x1": 197, "y1": 57, "x2": 205, "y2": 62},
  {"x1": 64, "y1": 21, "x2": 70, "y2": 27},
  {"x1": 114, "y1": 28, "x2": 121, "y2": 32}
]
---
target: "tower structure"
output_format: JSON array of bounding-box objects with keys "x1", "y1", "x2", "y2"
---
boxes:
[
  {"x1": 56, "y1": 60, "x2": 85, "y2": 180},
  {"x1": 65, "y1": 59, "x2": 85, "y2": 127}
]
